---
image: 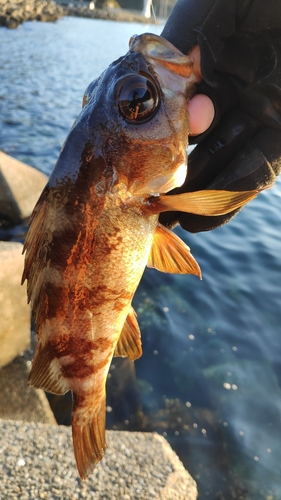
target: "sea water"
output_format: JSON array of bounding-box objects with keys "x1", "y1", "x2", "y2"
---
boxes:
[{"x1": 1, "y1": 17, "x2": 281, "y2": 499}]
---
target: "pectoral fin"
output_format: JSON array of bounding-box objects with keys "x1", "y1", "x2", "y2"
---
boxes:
[
  {"x1": 148, "y1": 223, "x2": 201, "y2": 278},
  {"x1": 147, "y1": 189, "x2": 258, "y2": 216},
  {"x1": 114, "y1": 307, "x2": 142, "y2": 360}
]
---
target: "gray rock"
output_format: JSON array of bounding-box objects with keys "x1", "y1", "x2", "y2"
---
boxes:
[
  {"x1": 0, "y1": 419, "x2": 198, "y2": 499},
  {"x1": 0, "y1": 168, "x2": 21, "y2": 225},
  {"x1": 0, "y1": 242, "x2": 30, "y2": 368},
  {"x1": 0, "y1": 351, "x2": 198, "y2": 498},
  {"x1": 66, "y1": 5, "x2": 158, "y2": 24},
  {"x1": 0, "y1": 354, "x2": 57, "y2": 424},
  {"x1": 0, "y1": 151, "x2": 47, "y2": 224},
  {"x1": 0, "y1": 0, "x2": 64, "y2": 28}
]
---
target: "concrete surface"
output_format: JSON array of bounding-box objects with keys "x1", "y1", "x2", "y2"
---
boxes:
[
  {"x1": 0, "y1": 419, "x2": 198, "y2": 499},
  {"x1": 0, "y1": 241, "x2": 31, "y2": 368},
  {"x1": 0, "y1": 352, "x2": 198, "y2": 499},
  {"x1": 0, "y1": 150, "x2": 47, "y2": 223},
  {"x1": 0, "y1": 353, "x2": 56, "y2": 424}
]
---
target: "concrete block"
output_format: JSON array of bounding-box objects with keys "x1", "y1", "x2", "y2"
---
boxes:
[
  {"x1": 0, "y1": 354, "x2": 56, "y2": 424},
  {"x1": 0, "y1": 241, "x2": 30, "y2": 368},
  {"x1": 0, "y1": 150, "x2": 47, "y2": 224},
  {"x1": 0, "y1": 419, "x2": 198, "y2": 499}
]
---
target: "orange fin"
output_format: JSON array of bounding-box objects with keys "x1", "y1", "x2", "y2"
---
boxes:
[
  {"x1": 114, "y1": 307, "x2": 142, "y2": 360},
  {"x1": 147, "y1": 189, "x2": 258, "y2": 216},
  {"x1": 22, "y1": 185, "x2": 50, "y2": 312},
  {"x1": 72, "y1": 393, "x2": 106, "y2": 480},
  {"x1": 129, "y1": 33, "x2": 194, "y2": 78},
  {"x1": 148, "y1": 223, "x2": 201, "y2": 278},
  {"x1": 28, "y1": 343, "x2": 70, "y2": 395}
]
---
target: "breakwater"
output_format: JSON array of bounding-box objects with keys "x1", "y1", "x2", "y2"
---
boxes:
[
  {"x1": 0, "y1": 0, "x2": 64, "y2": 28},
  {"x1": 0, "y1": 0, "x2": 153, "y2": 29}
]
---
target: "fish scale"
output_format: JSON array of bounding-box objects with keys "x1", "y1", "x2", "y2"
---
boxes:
[{"x1": 22, "y1": 33, "x2": 258, "y2": 479}]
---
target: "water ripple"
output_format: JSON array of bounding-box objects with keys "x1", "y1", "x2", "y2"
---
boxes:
[{"x1": 1, "y1": 17, "x2": 281, "y2": 499}]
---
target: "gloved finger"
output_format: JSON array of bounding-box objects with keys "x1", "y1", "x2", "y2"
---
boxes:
[
  {"x1": 177, "y1": 126, "x2": 281, "y2": 233},
  {"x1": 189, "y1": 77, "x2": 239, "y2": 145},
  {"x1": 159, "y1": 107, "x2": 260, "y2": 229},
  {"x1": 216, "y1": 33, "x2": 281, "y2": 130},
  {"x1": 187, "y1": 94, "x2": 215, "y2": 136},
  {"x1": 210, "y1": 127, "x2": 281, "y2": 189},
  {"x1": 187, "y1": 108, "x2": 260, "y2": 191}
]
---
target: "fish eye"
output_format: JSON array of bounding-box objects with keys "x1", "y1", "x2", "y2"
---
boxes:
[{"x1": 118, "y1": 75, "x2": 159, "y2": 123}]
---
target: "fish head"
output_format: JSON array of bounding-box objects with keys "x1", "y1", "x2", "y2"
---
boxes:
[
  {"x1": 49, "y1": 34, "x2": 196, "y2": 197},
  {"x1": 114, "y1": 33, "x2": 197, "y2": 195}
]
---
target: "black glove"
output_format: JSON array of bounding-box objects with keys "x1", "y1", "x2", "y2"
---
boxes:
[{"x1": 159, "y1": 0, "x2": 281, "y2": 232}]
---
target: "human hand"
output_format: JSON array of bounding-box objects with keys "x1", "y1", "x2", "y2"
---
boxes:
[
  {"x1": 160, "y1": 0, "x2": 281, "y2": 232},
  {"x1": 187, "y1": 46, "x2": 215, "y2": 136}
]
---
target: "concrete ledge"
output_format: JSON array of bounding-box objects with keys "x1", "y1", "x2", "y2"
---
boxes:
[
  {"x1": 0, "y1": 150, "x2": 47, "y2": 224},
  {"x1": 0, "y1": 354, "x2": 56, "y2": 424},
  {"x1": 0, "y1": 419, "x2": 197, "y2": 499},
  {"x1": 0, "y1": 241, "x2": 31, "y2": 368}
]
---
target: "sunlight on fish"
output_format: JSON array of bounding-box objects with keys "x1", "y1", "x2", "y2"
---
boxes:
[{"x1": 22, "y1": 33, "x2": 258, "y2": 480}]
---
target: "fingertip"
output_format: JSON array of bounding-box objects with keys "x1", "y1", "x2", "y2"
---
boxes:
[{"x1": 187, "y1": 94, "x2": 215, "y2": 136}]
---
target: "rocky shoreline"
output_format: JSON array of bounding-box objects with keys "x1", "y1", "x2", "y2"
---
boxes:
[
  {"x1": 0, "y1": 0, "x2": 154, "y2": 29},
  {"x1": 0, "y1": 0, "x2": 64, "y2": 29},
  {"x1": 66, "y1": 5, "x2": 157, "y2": 23}
]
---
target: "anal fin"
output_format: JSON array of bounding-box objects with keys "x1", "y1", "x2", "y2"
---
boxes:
[
  {"x1": 114, "y1": 307, "x2": 142, "y2": 360},
  {"x1": 148, "y1": 223, "x2": 201, "y2": 278},
  {"x1": 28, "y1": 343, "x2": 70, "y2": 395}
]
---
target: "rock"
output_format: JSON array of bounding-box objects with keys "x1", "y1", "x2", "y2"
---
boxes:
[
  {"x1": 0, "y1": 354, "x2": 56, "y2": 424},
  {"x1": 0, "y1": 419, "x2": 198, "y2": 499},
  {"x1": 65, "y1": 5, "x2": 159, "y2": 24},
  {"x1": 0, "y1": 241, "x2": 30, "y2": 368},
  {"x1": 0, "y1": 0, "x2": 64, "y2": 28},
  {"x1": 0, "y1": 151, "x2": 47, "y2": 225}
]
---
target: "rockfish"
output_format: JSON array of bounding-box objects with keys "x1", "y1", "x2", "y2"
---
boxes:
[{"x1": 22, "y1": 33, "x2": 257, "y2": 479}]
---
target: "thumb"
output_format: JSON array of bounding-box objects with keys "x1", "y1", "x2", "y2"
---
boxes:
[{"x1": 188, "y1": 94, "x2": 215, "y2": 136}]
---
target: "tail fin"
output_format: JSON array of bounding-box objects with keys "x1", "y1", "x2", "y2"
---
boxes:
[{"x1": 72, "y1": 393, "x2": 106, "y2": 480}]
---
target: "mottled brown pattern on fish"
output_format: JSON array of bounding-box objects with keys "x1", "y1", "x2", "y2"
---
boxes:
[
  {"x1": 41, "y1": 282, "x2": 133, "y2": 320},
  {"x1": 61, "y1": 355, "x2": 111, "y2": 380},
  {"x1": 23, "y1": 34, "x2": 204, "y2": 480}
]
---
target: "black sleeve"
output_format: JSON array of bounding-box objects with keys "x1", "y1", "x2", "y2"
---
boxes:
[
  {"x1": 159, "y1": 0, "x2": 281, "y2": 232},
  {"x1": 161, "y1": 0, "x2": 237, "y2": 84}
]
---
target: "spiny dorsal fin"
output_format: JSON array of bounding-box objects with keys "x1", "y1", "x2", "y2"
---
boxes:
[
  {"x1": 28, "y1": 342, "x2": 70, "y2": 395},
  {"x1": 148, "y1": 223, "x2": 202, "y2": 278},
  {"x1": 114, "y1": 307, "x2": 142, "y2": 361},
  {"x1": 129, "y1": 33, "x2": 194, "y2": 78},
  {"x1": 147, "y1": 189, "x2": 258, "y2": 215}
]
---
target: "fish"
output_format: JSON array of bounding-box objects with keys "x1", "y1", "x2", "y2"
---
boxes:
[{"x1": 22, "y1": 33, "x2": 257, "y2": 479}]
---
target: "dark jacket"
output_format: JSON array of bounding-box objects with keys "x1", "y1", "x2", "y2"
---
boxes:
[{"x1": 160, "y1": 0, "x2": 281, "y2": 232}]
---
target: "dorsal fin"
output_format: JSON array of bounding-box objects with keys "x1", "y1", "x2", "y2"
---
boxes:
[
  {"x1": 114, "y1": 307, "x2": 142, "y2": 361},
  {"x1": 129, "y1": 33, "x2": 194, "y2": 78},
  {"x1": 148, "y1": 223, "x2": 201, "y2": 278}
]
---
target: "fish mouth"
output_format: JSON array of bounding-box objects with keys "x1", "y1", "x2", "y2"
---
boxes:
[{"x1": 132, "y1": 162, "x2": 187, "y2": 196}]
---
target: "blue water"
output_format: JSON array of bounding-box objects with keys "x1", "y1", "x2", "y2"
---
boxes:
[{"x1": 1, "y1": 17, "x2": 281, "y2": 499}]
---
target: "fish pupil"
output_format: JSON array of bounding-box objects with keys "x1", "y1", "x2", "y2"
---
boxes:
[{"x1": 118, "y1": 74, "x2": 159, "y2": 123}]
